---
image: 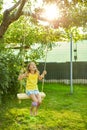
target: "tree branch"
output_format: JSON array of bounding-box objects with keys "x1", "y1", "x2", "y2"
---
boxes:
[
  {"x1": 22, "y1": 10, "x2": 51, "y2": 22},
  {"x1": 0, "y1": 0, "x2": 27, "y2": 38},
  {"x1": 12, "y1": 0, "x2": 27, "y2": 20},
  {"x1": 7, "y1": 0, "x2": 21, "y2": 12}
]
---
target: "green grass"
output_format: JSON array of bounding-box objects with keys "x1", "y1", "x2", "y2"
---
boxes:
[{"x1": 0, "y1": 83, "x2": 87, "y2": 130}]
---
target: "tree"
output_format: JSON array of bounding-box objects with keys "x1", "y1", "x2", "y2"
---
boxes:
[
  {"x1": 0, "y1": 0, "x2": 86, "y2": 98},
  {"x1": 0, "y1": 0, "x2": 87, "y2": 39},
  {"x1": 0, "y1": 0, "x2": 27, "y2": 38}
]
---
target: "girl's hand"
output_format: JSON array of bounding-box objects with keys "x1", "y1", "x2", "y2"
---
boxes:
[
  {"x1": 18, "y1": 72, "x2": 28, "y2": 80},
  {"x1": 41, "y1": 70, "x2": 47, "y2": 78},
  {"x1": 43, "y1": 70, "x2": 47, "y2": 75},
  {"x1": 18, "y1": 74, "x2": 23, "y2": 80},
  {"x1": 39, "y1": 70, "x2": 47, "y2": 80}
]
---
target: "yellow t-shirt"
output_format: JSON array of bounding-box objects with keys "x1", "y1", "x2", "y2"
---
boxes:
[{"x1": 26, "y1": 73, "x2": 39, "y2": 91}]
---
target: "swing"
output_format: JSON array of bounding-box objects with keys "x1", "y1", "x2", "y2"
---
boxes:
[
  {"x1": 17, "y1": 92, "x2": 46, "y2": 100},
  {"x1": 17, "y1": 45, "x2": 48, "y2": 102}
]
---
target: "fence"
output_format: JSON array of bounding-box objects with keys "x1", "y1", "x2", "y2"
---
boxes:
[{"x1": 38, "y1": 62, "x2": 87, "y2": 84}]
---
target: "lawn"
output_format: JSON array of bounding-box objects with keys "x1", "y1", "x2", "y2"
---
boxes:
[{"x1": 0, "y1": 83, "x2": 87, "y2": 130}]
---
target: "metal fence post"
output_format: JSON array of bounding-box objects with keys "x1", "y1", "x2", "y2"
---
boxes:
[{"x1": 70, "y1": 33, "x2": 73, "y2": 94}]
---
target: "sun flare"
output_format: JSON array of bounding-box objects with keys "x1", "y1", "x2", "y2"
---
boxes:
[{"x1": 43, "y1": 4, "x2": 60, "y2": 20}]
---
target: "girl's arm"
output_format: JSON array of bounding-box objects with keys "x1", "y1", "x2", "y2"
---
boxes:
[
  {"x1": 18, "y1": 72, "x2": 28, "y2": 80},
  {"x1": 39, "y1": 70, "x2": 47, "y2": 80}
]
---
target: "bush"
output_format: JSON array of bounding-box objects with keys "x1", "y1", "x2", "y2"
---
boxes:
[{"x1": 0, "y1": 50, "x2": 22, "y2": 98}]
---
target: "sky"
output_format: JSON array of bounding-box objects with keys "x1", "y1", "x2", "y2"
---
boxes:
[
  {"x1": 3, "y1": 0, "x2": 43, "y2": 11},
  {"x1": 3, "y1": 0, "x2": 14, "y2": 11}
]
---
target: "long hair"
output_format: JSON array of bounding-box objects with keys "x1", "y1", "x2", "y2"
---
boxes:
[{"x1": 27, "y1": 62, "x2": 39, "y2": 74}]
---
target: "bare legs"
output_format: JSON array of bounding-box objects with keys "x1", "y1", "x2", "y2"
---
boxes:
[{"x1": 29, "y1": 94, "x2": 42, "y2": 116}]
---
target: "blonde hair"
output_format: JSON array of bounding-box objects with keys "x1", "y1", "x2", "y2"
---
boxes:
[{"x1": 27, "y1": 62, "x2": 39, "y2": 73}]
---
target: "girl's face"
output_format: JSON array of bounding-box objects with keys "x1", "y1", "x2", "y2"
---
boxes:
[{"x1": 29, "y1": 62, "x2": 37, "y2": 71}]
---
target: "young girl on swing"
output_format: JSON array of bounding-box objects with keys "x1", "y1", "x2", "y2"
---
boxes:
[{"x1": 18, "y1": 62, "x2": 47, "y2": 116}]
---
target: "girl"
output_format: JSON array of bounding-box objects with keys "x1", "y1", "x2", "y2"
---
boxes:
[{"x1": 18, "y1": 62, "x2": 47, "y2": 116}]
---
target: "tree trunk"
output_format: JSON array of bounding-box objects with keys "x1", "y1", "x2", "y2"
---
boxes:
[{"x1": 0, "y1": 0, "x2": 27, "y2": 39}]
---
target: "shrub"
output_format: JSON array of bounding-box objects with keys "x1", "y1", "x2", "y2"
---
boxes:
[{"x1": 0, "y1": 50, "x2": 22, "y2": 98}]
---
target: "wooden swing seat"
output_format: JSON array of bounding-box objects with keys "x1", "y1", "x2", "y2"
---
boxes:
[{"x1": 17, "y1": 92, "x2": 46, "y2": 100}]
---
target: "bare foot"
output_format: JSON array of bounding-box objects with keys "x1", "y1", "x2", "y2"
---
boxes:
[
  {"x1": 34, "y1": 111, "x2": 37, "y2": 116},
  {"x1": 30, "y1": 111, "x2": 33, "y2": 116}
]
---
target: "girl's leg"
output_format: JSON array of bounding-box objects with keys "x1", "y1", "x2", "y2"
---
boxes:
[
  {"x1": 35, "y1": 94, "x2": 42, "y2": 115},
  {"x1": 29, "y1": 94, "x2": 38, "y2": 116}
]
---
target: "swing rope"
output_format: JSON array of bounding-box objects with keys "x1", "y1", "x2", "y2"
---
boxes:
[
  {"x1": 41, "y1": 45, "x2": 48, "y2": 92},
  {"x1": 19, "y1": 18, "x2": 26, "y2": 92}
]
